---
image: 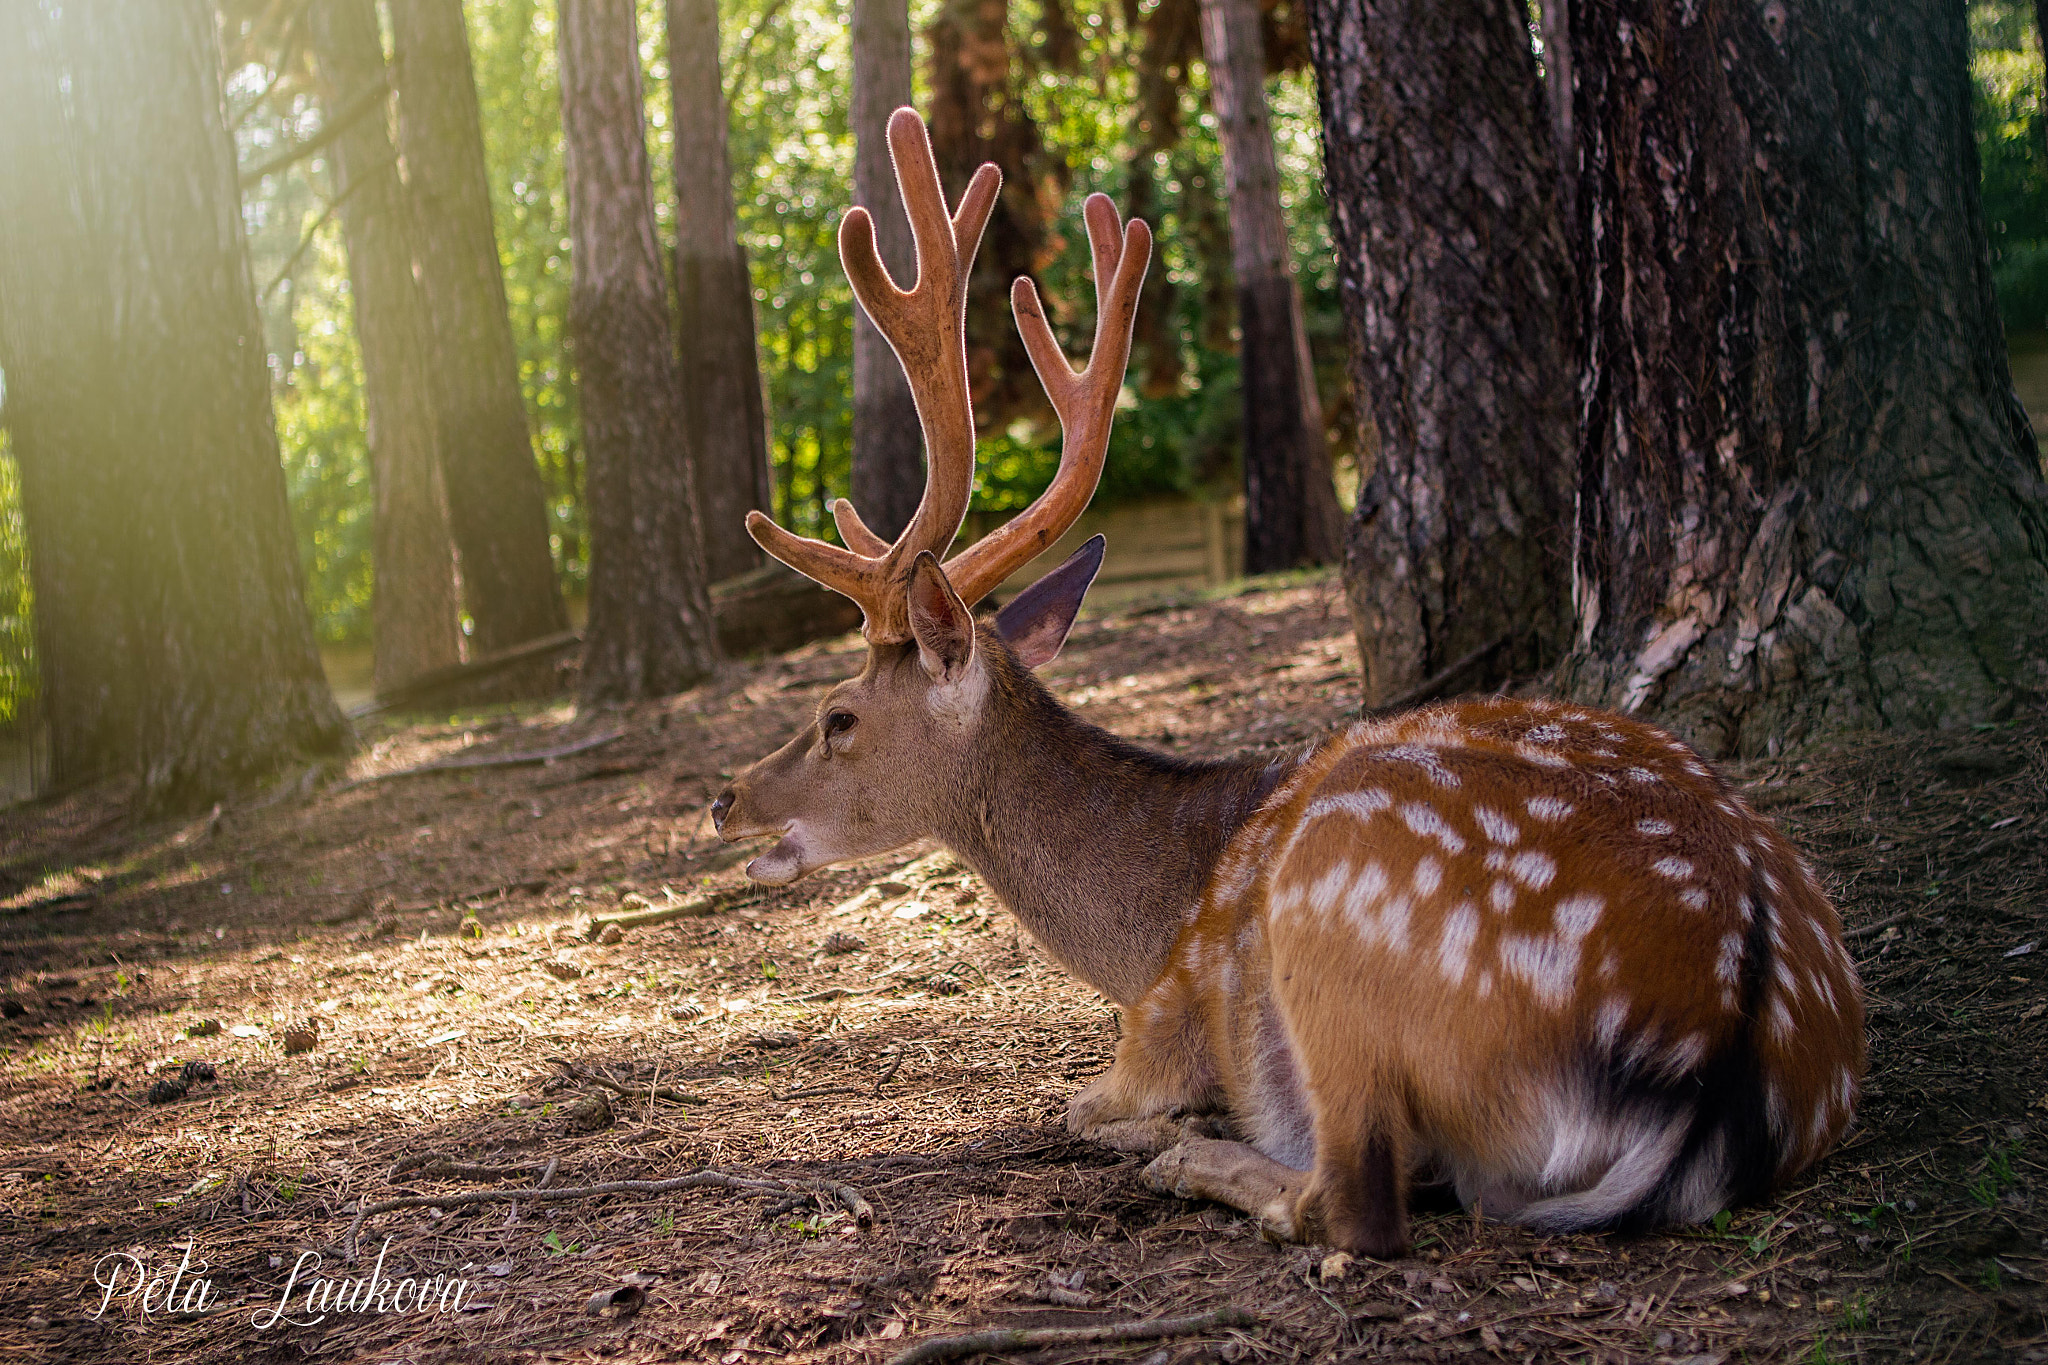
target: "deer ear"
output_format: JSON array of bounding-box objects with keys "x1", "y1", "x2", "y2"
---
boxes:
[
  {"x1": 995, "y1": 534, "x2": 1104, "y2": 669},
  {"x1": 907, "y1": 552, "x2": 976, "y2": 682}
]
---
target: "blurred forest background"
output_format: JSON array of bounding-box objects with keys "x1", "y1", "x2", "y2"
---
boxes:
[{"x1": 0, "y1": 0, "x2": 2043, "y2": 808}]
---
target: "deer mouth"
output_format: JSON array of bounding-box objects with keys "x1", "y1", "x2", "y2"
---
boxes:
[{"x1": 744, "y1": 827, "x2": 809, "y2": 886}]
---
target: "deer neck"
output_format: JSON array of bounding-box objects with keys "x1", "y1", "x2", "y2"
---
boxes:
[{"x1": 932, "y1": 653, "x2": 1297, "y2": 1005}]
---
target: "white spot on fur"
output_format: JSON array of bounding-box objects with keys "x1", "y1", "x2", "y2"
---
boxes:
[
  {"x1": 1652, "y1": 857, "x2": 1694, "y2": 880},
  {"x1": 1762, "y1": 868, "x2": 1784, "y2": 895},
  {"x1": 1399, "y1": 803, "x2": 1467, "y2": 853},
  {"x1": 1352, "y1": 893, "x2": 1413, "y2": 955},
  {"x1": 1305, "y1": 860, "x2": 1356, "y2": 921},
  {"x1": 1626, "y1": 766, "x2": 1659, "y2": 784},
  {"x1": 1473, "y1": 805, "x2": 1520, "y2": 845},
  {"x1": 1527, "y1": 723, "x2": 1567, "y2": 744},
  {"x1": 1594, "y1": 996, "x2": 1629, "y2": 1046},
  {"x1": 1382, "y1": 743, "x2": 1461, "y2": 787},
  {"x1": 1680, "y1": 886, "x2": 1709, "y2": 911},
  {"x1": 1666, "y1": 1033, "x2": 1707, "y2": 1073},
  {"x1": 1716, "y1": 932, "x2": 1744, "y2": 984},
  {"x1": 1488, "y1": 880, "x2": 1516, "y2": 914},
  {"x1": 1517, "y1": 744, "x2": 1571, "y2": 769},
  {"x1": 1599, "y1": 950, "x2": 1620, "y2": 979},
  {"x1": 1766, "y1": 1083, "x2": 1790, "y2": 1137},
  {"x1": 1525, "y1": 795, "x2": 1574, "y2": 823},
  {"x1": 1733, "y1": 843, "x2": 1755, "y2": 867},
  {"x1": 1769, "y1": 996, "x2": 1796, "y2": 1040},
  {"x1": 1437, "y1": 904, "x2": 1479, "y2": 984},
  {"x1": 1835, "y1": 1066, "x2": 1856, "y2": 1109},
  {"x1": 1412, "y1": 855, "x2": 1444, "y2": 896},
  {"x1": 1684, "y1": 760, "x2": 1712, "y2": 778},
  {"x1": 1499, "y1": 933, "x2": 1579, "y2": 1008},
  {"x1": 1302, "y1": 788, "x2": 1393, "y2": 825},
  {"x1": 1509, "y1": 850, "x2": 1557, "y2": 889},
  {"x1": 1553, "y1": 893, "x2": 1604, "y2": 941},
  {"x1": 1636, "y1": 818, "x2": 1674, "y2": 836}
]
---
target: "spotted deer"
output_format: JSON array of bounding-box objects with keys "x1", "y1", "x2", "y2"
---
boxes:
[{"x1": 711, "y1": 107, "x2": 1866, "y2": 1256}]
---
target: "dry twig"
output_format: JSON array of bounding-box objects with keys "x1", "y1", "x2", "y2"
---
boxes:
[{"x1": 885, "y1": 1306, "x2": 1256, "y2": 1365}]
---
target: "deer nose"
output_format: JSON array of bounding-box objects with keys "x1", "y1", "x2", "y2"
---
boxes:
[{"x1": 710, "y1": 788, "x2": 735, "y2": 834}]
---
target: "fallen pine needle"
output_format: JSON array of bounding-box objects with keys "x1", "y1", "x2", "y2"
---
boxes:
[{"x1": 885, "y1": 1306, "x2": 1256, "y2": 1365}]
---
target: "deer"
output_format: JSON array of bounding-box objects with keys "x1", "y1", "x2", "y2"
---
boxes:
[{"x1": 710, "y1": 106, "x2": 1867, "y2": 1257}]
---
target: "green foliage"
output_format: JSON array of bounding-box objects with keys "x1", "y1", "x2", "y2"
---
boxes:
[{"x1": 1972, "y1": 3, "x2": 2048, "y2": 331}]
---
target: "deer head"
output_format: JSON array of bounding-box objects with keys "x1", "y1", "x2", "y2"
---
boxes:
[{"x1": 711, "y1": 107, "x2": 1151, "y2": 888}]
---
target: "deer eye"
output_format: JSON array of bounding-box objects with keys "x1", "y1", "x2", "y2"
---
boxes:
[{"x1": 823, "y1": 710, "x2": 858, "y2": 738}]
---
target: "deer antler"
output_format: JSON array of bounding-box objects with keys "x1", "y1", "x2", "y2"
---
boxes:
[
  {"x1": 746, "y1": 107, "x2": 1150, "y2": 641},
  {"x1": 942, "y1": 194, "x2": 1150, "y2": 607},
  {"x1": 744, "y1": 108, "x2": 999, "y2": 643}
]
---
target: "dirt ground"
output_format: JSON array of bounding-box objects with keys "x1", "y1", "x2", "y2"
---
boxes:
[{"x1": 1, "y1": 569, "x2": 2043, "y2": 1365}]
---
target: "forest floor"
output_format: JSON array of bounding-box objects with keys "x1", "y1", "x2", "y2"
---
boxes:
[{"x1": 0, "y1": 568, "x2": 2044, "y2": 1365}]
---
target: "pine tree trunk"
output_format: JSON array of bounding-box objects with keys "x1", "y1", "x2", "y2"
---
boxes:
[
  {"x1": 1560, "y1": 0, "x2": 2048, "y2": 754},
  {"x1": 0, "y1": 0, "x2": 349, "y2": 810},
  {"x1": 308, "y1": 0, "x2": 464, "y2": 695},
  {"x1": 1200, "y1": 0, "x2": 1343, "y2": 574},
  {"x1": 669, "y1": 0, "x2": 774, "y2": 583},
  {"x1": 848, "y1": 0, "x2": 925, "y2": 541},
  {"x1": 1305, "y1": 0, "x2": 1576, "y2": 706},
  {"x1": 388, "y1": 0, "x2": 568, "y2": 654},
  {"x1": 560, "y1": 0, "x2": 721, "y2": 700}
]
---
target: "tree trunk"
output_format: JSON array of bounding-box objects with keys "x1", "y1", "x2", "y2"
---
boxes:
[
  {"x1": 1537, "y1": 0, "x2": 1575, "y2": 228},
  {"x1": 848, "y1": 0, "x2": 925, "y2": 541},
  {"x1": 1304, "y1": 0, "x2": 1576, "y2": 705},
  {"x1": 1560, "y1": 0, "x2": 2048, "y2": 755},
  {"x1": 308, "y1": 0, "x2": 464, "y2": 696},
  {"x1": 388, "y1": 0, "x2": 568, "y2": 654},
  {"x1": 669, "y1": 0, "x2": 775, "y2": 583},
  {"x1": 1200, "y1": 0, "x2": 1343, "y2": 574},
  {"x1": 559, "y1": 0, "x2": 721, "y2": 700},
  {"x1": 0, "y1": 0, "x2": 349, "y2": 810}
]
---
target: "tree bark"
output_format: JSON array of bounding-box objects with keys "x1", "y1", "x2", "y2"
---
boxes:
[
  {"x1": 388, "y1": 0, "x2": 568, "y2": 654},
  {"x1": 1560, "y1": 0, "x2": 2048, "y2": 754},
  {"x1": 1536, "y1": 0, "x2": 1575, "y2": 228},
  {"x1": 848, "y1": 0, "x2": 925, "y2": 541},
  {"x1": 1304, "y1": 0, "x2": 1576, "y2": 705},
  {"x1": 308, "y1": 0, "x2": 464, "y2": 695},
  {"x1": 559, "y1": 0, "x2": 721, "y2": 700},
  {"x1": 1200, "y1": 0, "x2": 1343, "y2": 575},
  {"x1": 0, "y1": 0, "x2": 349, "y2": 810},
  {"x1": 669, "y1": 0, "x2": 775, "y2": 583}
]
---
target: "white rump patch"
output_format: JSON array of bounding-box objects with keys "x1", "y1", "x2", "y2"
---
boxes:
[
  {"x1": 1302, "y1": 788, "x2": 1393, "y2": 825},
  {"x1": 1525, "y1": 795, "x2": 1575, "y2": 823},
  {"x1": 1473, "y1": 805, "x2": 1520, "y2": 846},
  {"x1": 1437, "y1": 904, "x2": 1480, "y2": 984},
  {"x1": 1509, "y1": 850, "x2": 1558, "y2": 890},
  {"x1": 1498, "y1": 933, "x2": 1579, "y2": 1008},
  {"x1": 1399, "y1": 803, "x2": 1467, "y2": 853},
  {"x1": 1652, "y1": 857, "x2": 1694, "y2": 880}
]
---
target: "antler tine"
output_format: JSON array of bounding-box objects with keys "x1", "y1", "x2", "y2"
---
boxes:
[
  {"x1": 748, "y1": 108, "x2": 1002, "y2": 643},
  {"x1": 942, "y1": 195, "x2": 1152, "y2": 607}
]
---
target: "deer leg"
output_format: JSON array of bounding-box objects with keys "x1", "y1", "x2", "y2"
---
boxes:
[
  {"x1": 1066, "y1": 975, "x2": 1222, "y2": 1155},
  {"x1": 1144, "y1": 1136, "x2": 1310, "y2": 1240}
]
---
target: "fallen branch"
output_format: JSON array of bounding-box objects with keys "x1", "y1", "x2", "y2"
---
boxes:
[
  {"x1": 338, "y1": 731, "x2": 623, "y2": 790},
  {"x1": 548, "y1": 1057, "x2": 705, "y2": 1106},
  {"x1": 771, "y1": 1083, "x2": 869, "y2": 1102},
  {"x1": 352, "y1": 630, "x2": 585, "y2": 717},
  {"x1": 886, "y1": 1307, "x2": 1256, "y2": 1365},
  {"x1": 826, "y1": 1180, "x2": 876, "y2": 1228},
  {"x1": 388, "y1": 1153, "x2": 549, "y2": 1183},
  {"x1": 344, "y1": 1169, "x2": 790, "y2": 1259},
  {"x1": 1844, "y1": 907, "x2": 1917, "y2": 941},
  {"x1": 585, "y1": 891, "x2": 721, "y2": 938}
]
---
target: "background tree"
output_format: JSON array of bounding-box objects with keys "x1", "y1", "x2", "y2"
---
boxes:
[
  {"x1": 307, "y1": 0, "x2": 463, "y2": 695},
  {"x1": 560, "y1": 0, "x2": 721, "y2": 700},
  {"x1": 1304, "y1": 0, "x2": 1576, "y2": 704},
  {"x1": 388, "y1": 0, "x2": 568, "y2": 653},
  {"x1": 848, "y1": 0, "x2": 925, "y2": 541},
  {"x1": 670, "y1": 0, "x2": 775, "y2": 583},
  {"x1": 0, "y1": 0, "x2": 347, "y2": 809},
  {"x1": 1200, "y1": 0, "x2": 1342, "y2": 573},
  {"x1": 1559, "y1": 0, "x2": 2048, "y2": 753}
]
